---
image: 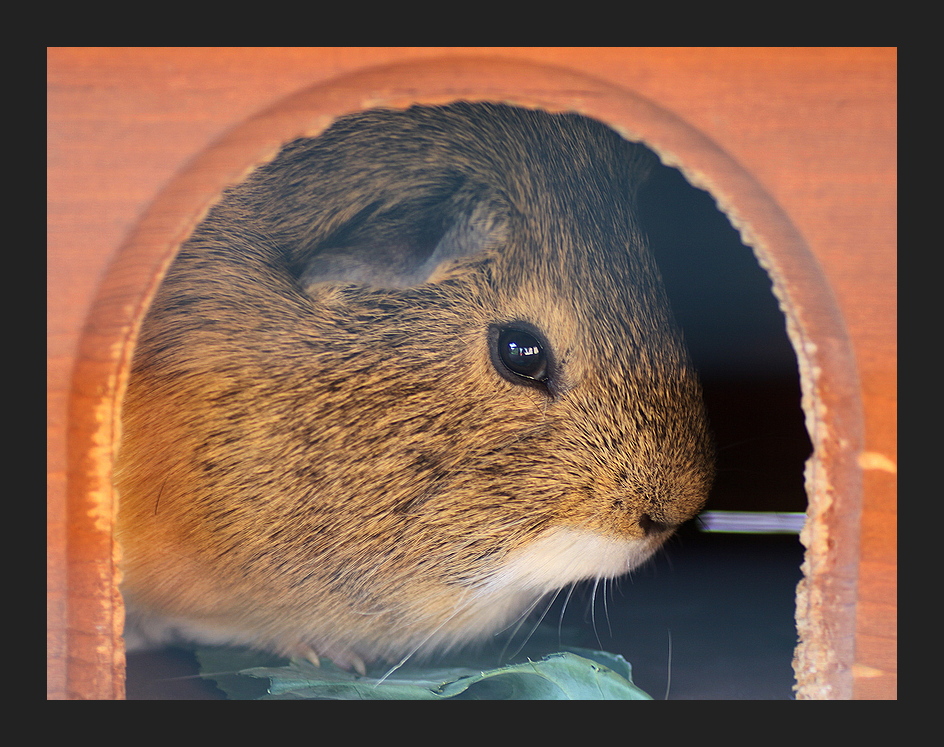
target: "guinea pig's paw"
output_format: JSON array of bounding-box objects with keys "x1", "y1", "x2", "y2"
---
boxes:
[{"x1": 296, "y1": 644, "x2": 367, "y2": 676}]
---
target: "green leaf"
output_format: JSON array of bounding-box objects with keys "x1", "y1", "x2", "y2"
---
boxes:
[
  {"x1": 196, "y1": 644, "x2": 653, "y2": 700},
  {"x1": 195, "y1": 647, "x2": 291, "y2": 700}
]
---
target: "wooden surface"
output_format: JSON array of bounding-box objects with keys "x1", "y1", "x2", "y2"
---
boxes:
[{"x1": 47, "y1": 47, "x2": 896, "y2": 699}]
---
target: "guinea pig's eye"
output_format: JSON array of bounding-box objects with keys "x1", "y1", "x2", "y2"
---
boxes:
[{"x1": 490, "y1": 324, "x2": 551, "y2": 387}]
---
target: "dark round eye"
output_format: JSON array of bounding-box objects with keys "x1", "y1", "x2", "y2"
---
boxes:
[{"x1": 495, "y1": 327, "x2": 548, "y2": 382}]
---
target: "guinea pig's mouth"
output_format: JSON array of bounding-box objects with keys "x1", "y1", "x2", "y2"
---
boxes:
[{"x1": 638, "y1": 514, "x2": 674, "y2": 536}]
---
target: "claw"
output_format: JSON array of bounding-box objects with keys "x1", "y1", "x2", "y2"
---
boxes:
[
  {"x1": 298, "y1": 645, "x2": 365, "y2": 676},
  {"x1": 302, "y1": 647, "x2": 321, "y2": 668}
]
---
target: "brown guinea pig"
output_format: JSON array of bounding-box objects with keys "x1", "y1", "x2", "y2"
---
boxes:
[{"x1": 115, "y1": 101, "x2": 714, "y2": 673}]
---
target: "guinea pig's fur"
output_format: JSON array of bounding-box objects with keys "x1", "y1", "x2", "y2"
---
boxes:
[{"x1": 115, "y1": 102, "x2": 714, "y2": 671}]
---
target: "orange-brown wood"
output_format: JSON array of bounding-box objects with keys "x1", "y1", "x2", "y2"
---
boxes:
[{"x1": 48, "y1": 47, "x2": 896, "y2": 699}]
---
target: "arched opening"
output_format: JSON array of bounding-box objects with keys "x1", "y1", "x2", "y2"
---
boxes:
[{"x1": 66, "y1": 57, "x2": 863, "y2": 699}]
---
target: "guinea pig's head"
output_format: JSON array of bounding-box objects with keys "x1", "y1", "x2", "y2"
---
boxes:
[{"x1": 115, "y1": 102, "x2": 713, "y2": 666}]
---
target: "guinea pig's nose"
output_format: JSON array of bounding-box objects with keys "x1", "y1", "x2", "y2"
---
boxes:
[{"x1": 639, "y1": 514, "x2": 674, "y2": 536}]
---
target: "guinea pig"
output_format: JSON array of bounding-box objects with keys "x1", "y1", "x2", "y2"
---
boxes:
[{"x1": 115, "y1": 101, "x2": 714, "y2": 674}]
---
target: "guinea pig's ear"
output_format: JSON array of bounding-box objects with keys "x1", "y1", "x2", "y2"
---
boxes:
[{"x1": 298, "y1": 198, "x2": 508, "y2": 291}]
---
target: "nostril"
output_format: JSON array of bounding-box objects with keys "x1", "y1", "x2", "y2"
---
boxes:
[{"x1": 639, "y1": 514, "x2": 672, "y2": 536}]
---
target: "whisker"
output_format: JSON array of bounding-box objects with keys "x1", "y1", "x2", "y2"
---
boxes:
[
  {"x1": 557, "y1": 582, "x2": 578, "y2": 642},
  {"x1": 373, "y1": 594, "x2": 479, "y2": 685},
  {"x1": 602, "y1": 577, "x2": 613, "y2": 638},
  {"x1": 499, "y1": 589, "x2": 561, "y2": 663},
  {"x1": 664, "y1": 628, "x2": 673, "y2": 700},
  {"x1": 589, "y1": 577, "x2": 604, "y2": 650}
]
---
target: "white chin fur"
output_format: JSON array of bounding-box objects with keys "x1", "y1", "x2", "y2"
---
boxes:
[{"x1": 477, "y1": 526, "x2": 657, "y2": 599}]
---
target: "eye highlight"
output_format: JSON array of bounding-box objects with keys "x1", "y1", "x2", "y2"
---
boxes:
[{"x1": 489, "y1": 323, "x2": 554, "y2": 391}]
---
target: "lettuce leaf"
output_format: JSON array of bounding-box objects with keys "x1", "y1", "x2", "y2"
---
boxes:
[{"x1": 196, "y1": 645, "x2": 652, "y2": 700}]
